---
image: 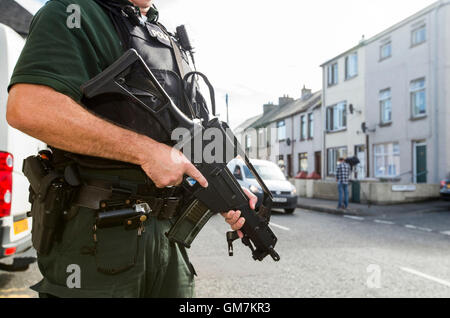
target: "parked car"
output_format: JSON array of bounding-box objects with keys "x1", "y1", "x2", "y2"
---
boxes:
[
  {"x1": 227, "y1": 158, "x2": 297, "y2": 214},
  {"x1": 0, "y1": 23, "x2": 46, "y2": 270},
  {"x1": 440, "y1": 174, "x2": 450, "y2": 200}
]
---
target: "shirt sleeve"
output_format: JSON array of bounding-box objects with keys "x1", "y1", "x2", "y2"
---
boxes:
[{"x1": 8, "y1": 0, "x2": 101, "y2": 102}]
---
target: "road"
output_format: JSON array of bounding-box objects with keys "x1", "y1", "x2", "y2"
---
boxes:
[
  {"x1": 191, "y1": 206, "x2": 450, "y2": 298},
  {"x1": 1, "y1": 206, "x2": 450, "y2": 298}
]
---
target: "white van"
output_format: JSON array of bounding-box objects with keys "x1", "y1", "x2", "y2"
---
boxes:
[{"x1": 0, "y1": 23, "x2": 46, "y2": 267}]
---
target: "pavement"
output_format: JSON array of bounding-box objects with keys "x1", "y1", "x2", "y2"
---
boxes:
[{"x1": 297, "y1": 197, "x2": 450, "y2": 217}]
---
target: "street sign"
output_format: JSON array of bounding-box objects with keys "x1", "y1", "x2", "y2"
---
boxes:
[{"x1": 392, "y1": 185, "x2": 417, "y2": 192}]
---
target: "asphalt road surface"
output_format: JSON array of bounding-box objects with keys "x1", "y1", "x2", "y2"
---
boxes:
[{"x1": 1, "y1": 206, "x2": 450, "y2": 298}]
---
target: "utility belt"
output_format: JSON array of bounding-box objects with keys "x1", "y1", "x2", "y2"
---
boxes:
[{"x1": 23, "y1": 151, "x2": 184, "y2": 257}]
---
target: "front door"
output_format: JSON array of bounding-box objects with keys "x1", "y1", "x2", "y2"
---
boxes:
[
  {"x1": 355, "y1": 145, "x2": 366, "y2": 180},
  {"x1": 287, "y1": 154, "x2": 293, "y2": 178},
  {"x1": 315, "y1": 151, "x2": 322, "y2": 177},
  {"x1": 415, "y1": 143, "x2": 427, "y2": 184}
]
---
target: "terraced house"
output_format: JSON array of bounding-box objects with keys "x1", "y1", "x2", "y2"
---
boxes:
[
  {"x1": 236, "y1": 0, "x2": 449, "y2": 187},
  {"x1": 321, "y1": 41, "x2": 367, "y2": 180},
  {"x1": 241, "y1": 88, "x2": 322, "y2": 178},
  {"x1": 364, "y1": 0, "x2": 450, "y2": 184},
  {"x1": 319, "y1": 0, "x2": 450, "y2": 184}
]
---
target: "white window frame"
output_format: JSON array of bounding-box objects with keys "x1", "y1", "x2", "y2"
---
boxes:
[
  {"x1": 379, "y1": 88, "x2": 392, "y2": 124},
  {"x1": 327, "y1": 63, "x2": 338, "y2": 87},
  {"x1": 245, "y1": 134, "x2": 252, "y2": 151},
  {"x1": 411, "y1": 25, "x2": 426, "y2": 47},
  {"x1": 374, "y1": 143, "x2": 400, "y2": 178},
  {"x1": 380, "y1": 42, "x2": 392, "y2": 61},
  {"x1": 410, "y1": 78, "x2": 426, "y2": 118},
  {"x1": 345, "y1": 53, "x2": 358, "y2": 79},
  {"x1": 308, "y1": 113, "x2": 314, "y2": 139},
  {"x1": 300, "y1": 115, "x2": 307, "y2": 141},
  {"x1": 326, "y1": 102, "x2": 347, "y2": 132},
  {"x1": 258, "y1": 128, "x2": 265, "y2": 147},
  {"x1": 327, "y1": 147, "x2": 348, "y2": 176},
  {"x1": 277, "y1": 120, "x2": 286, "y2": 141},
  {"x1": 299, "y1": 153, "x2": 308, "y2": 172}
]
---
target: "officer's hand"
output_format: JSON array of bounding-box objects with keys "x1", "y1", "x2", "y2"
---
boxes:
[
  {"x1": 221, "y1": 188, "x2": 258, "y2": 238},
  {"x1": 140, "y1": 141, "x2": 208, "y2": 188}
]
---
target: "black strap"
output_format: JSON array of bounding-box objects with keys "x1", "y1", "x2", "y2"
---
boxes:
[{"x1": 94, "y1": 0, "x2": 132, "y2": 50}]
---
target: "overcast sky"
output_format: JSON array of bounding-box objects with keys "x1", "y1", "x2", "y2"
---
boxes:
[{"x1": 26, "y1": 0, "x2": 438, "y2": 128}]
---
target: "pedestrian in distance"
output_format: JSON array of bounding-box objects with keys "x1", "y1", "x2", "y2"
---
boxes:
[{"x1": 336, "y1": 158, "x2": 351, "y2": 210}]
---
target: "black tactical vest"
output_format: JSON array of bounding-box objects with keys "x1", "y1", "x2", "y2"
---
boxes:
[
  {"x1": 82, "y1": 0, "x2": 210, "y2": 145},
  {"x1": 51, "y1": 1, "x2": 211, "y2": 168}
]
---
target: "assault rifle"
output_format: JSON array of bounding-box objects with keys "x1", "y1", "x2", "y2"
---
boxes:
[{"x1": 81, "y1": 49, "x2": 280, "y2": 262}]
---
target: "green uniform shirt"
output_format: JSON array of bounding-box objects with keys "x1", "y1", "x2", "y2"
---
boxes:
[
  {"x1": 8, "y1": 0, "x2": 157, "y2": 102},
  {"x1": 9, "y1": 1, "x2": 195, "y2": 298}
]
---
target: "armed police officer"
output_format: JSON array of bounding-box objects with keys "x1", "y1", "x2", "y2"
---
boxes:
[{"x1": 7, "y1": 0, "x2": 256, "y2": 298}]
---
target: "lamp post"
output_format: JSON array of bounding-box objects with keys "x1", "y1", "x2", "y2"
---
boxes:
[{"x1": 225, "y1": 93, "x2": 229, "y2": 125}]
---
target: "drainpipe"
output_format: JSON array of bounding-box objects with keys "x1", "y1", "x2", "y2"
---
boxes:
[
  {"x1": 432, "y1": 0, "x2": 446, "y2": 184},
  {"x1": 291, "y1": 117, "x2": 295, "y2": 174},
  {"x1": 322, "y1": 67, "x2": 327, "y2": 180},
  {"x1": 366, "y1": 134, "x2": 370, "y2": 178}
]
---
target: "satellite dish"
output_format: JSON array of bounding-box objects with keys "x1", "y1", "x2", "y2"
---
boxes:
[
  {"x1": 286, "y1": 138, "x2": 291, "y2": 146},
  {"x1": 349, "y1": 104, "x2": 354, "y2": 114},
  {"x1": 361, "y1": 122, "x2": 367, "y2": 133}
]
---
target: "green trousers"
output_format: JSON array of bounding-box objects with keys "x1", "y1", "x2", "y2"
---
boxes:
[{"x1": 31, "y1": 206, "x2": 195, "y2": 298}]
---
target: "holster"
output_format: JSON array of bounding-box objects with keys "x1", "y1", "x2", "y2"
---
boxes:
[{"x1": 23, "y1": 155, "x2": 78, "y2": 255}]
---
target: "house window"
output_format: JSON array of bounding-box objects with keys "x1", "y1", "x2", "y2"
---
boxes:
[
  {"x1": 374, "y1": 143, "x2": 400, "y2": 178},
  {"x1": 326, "y1": 102, "x2": 347, "y2": 132},
  {"x1": 379, "y1": 88, "x2": 392, "y2": 124},
  {"x1": 327, "y1": 147, "x2": 348, "y2": 176},
  {"x1": 277, "y1": 120, "x2": 286, "y2": 141},
  {"x1": 300, "y1": 115, "x2": 307, "y2": 141},
  {"x1": 258, "y1": 128, "x2": 265, "y2": 147},
  {"x1": 345, "y1": 53, "x2": 358, "y2": 79},
  {"x1": 278, "y1": 155, "x2": 285, "y2": 173},
  {"x1": 410, "y1": 78, "x2": 426, "y2": 118},
  {"x1": 298, "y1": 153, "x2": 308, "y2": 172},
  {"x1": 412, "y1": 25, "x2": 426, "y2": 46},
  {"x1": 327, "y1": 63, "x2": 338, "y2": 87},
  {"x1": 245, "y1": 134, "x2": 252, "y2": 151},
  {"x1": 308, "y1": 113, "x2": 314, "y2": 139},
  {"x1": 380, "y1": 42, "x2": 392, "y2": 60}
]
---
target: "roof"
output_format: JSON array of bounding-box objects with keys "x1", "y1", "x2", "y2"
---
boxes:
[
  {"x1": 233, "y1": 114, "x2": 262, "y2": 133},
  {"x1": 0, "y1": 0, "x2": 33, "y2": 37},
  {"x1": 250, "y1": 105, "x2": 282, "y2": 130},
  {"x1": 250, "y1": 91, "x2": 322, "y2": 129},
  {"x1": 270, "y1": 91, "x2": 321, "y2": 123}
]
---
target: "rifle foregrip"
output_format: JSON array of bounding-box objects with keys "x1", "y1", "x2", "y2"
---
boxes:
[{"x1": 239, "y1": 207, "x2": 280, "y2": 262}]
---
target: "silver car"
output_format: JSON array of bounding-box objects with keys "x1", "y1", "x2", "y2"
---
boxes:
[{"x1": 227, "y1": 158, "x2": 297, "y2": 214}]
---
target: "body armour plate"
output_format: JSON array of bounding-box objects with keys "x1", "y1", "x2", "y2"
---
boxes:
[{"x1": 82, "y1": 1, "x2": 210, "y2": 145}]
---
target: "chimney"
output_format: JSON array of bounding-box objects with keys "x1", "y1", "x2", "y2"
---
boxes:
[
  {"x1": 278, "y1": 95, "x2": 294, "y2": 107},
  {"x1": 301, "y1": 85, "x2": 312, "y2": 100},
  {"x1": 263, "y1": 102, "x2": 277, "y2": 114}
]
